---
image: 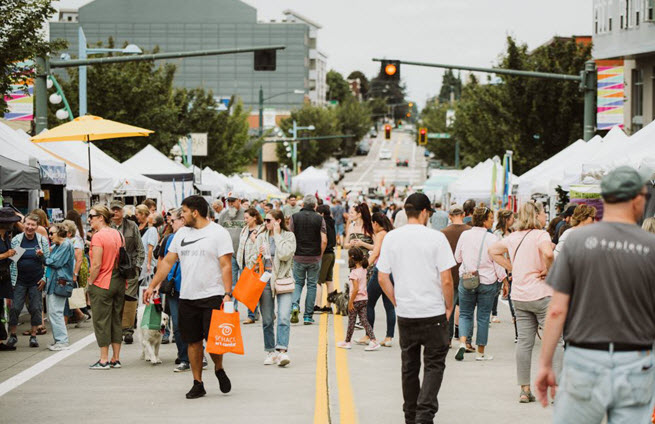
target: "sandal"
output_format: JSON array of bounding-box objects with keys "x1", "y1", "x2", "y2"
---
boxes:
[
  {"x1": 519, "y1": 390, "x2": 536, "y2": 403},
  {"x1": 22, "y1": 327, "x2": 47, "y2": 336}
]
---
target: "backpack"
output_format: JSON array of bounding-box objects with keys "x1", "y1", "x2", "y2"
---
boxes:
[{"x1": 117, "y1": 231, "x2": 135, "y2": 279}]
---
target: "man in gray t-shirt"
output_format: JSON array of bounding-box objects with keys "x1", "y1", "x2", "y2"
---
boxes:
[{"x1": 535, "y1": 166, "x2": 655, "y2": 423}]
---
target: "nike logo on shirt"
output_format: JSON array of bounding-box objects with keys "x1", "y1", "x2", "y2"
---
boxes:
[{"x1": 180, "y1": 237, "x2": 206, "y2": 247}]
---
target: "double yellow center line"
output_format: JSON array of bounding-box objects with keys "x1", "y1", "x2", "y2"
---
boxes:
[{"x1": 314, "y1": 247, "x2": 358, "y2": 424}]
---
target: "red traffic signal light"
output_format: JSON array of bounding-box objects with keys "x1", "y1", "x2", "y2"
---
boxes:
[
  {"x1": 418, "y1": 127, "x2": 428, "y2": 145},
  {"x1": 384, "y1": 124, "x2": 391, "y2": 140}
]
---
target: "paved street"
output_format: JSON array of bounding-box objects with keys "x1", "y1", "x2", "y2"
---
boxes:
[
  {"x1": 342, "y1": 130, "x2": 428, "y2": 196},
  {"x1": 0, "y1": 247, "x2": 552, "y2": 423}
]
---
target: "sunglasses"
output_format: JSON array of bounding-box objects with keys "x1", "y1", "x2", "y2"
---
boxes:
[
  {"x1": 265, "y1": 218, "x2": 274, "y2": 223},
  {"x1": 49, "y1": 232, "x2": 56, "y2": 236},
  {"x1": 88, "y1": 213, "x2": 99, "y2": 219}
]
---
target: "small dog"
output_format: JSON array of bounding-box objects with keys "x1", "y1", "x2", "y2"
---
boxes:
[
  {"x1": 136, "y1": 305, "x2": 169, "y2": 365},
  {"x1": 327, "y1": 285, "x2": 350, "y2": 316}
]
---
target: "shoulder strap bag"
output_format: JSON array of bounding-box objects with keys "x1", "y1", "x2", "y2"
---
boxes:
[
  {"x1": 461, "y1": 232, "x2": 488, "y2": 290},
  {"x1": 272, "y1": 235, "x2": 295, "y2": 295},
  {"x1": 159, "y1": 260, "x2": 179, "y2": 296},
  {"x1": 117, "y1": 231, "x2": 135, "y2": 279},
  {"x1": 512, "y1": 230, "x2": 533, "y2": 261}
]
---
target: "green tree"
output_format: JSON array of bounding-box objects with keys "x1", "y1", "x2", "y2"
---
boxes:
[
  {"x1": 336, "y1": 99, "x2": 371, "y2": 155},
  {"x1": 276, "y1": 104, "x2": 340, "y2": 169},
  {"x1": 0, "y1": 0, "x2": 66, "y2": 112},
  {"x1": 49, "y1": 39, "x2": 254, "y2": 174},
  {"x1": 326, "y1": 69, "x2": 352, "y2": 104},
  {"x1": 452, "y1": 36, "x2": 591, "y2": 174},
  {"x1": 437, "y1": 69, "x2": 462, "y2": 104},
  {"x1": 347, "y1": 70, "x2": 370, "y2": 99},
  {"x1": 369, "y1": 68, "x2": 407, "y2": 121}
]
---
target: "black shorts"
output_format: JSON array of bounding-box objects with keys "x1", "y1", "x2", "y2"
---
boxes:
[{"x1": 178, "y1": 295, "x2": 223, "y2": 344}]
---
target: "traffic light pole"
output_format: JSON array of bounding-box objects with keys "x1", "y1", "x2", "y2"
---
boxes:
[
  {"x1": 34, "y1": 45, "x2": 286, "y2": 134},
  {"x1": 372, "y1": 58, "x2": 597, "y2": 141}
]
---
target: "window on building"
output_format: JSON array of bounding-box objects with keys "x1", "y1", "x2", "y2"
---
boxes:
[
  {"x1": 595, "y1": 11, "x2": 599, "y2": 33},
  {"x1": 636, "y1": 11, "x2": 640, "y2": 25},
  {"x1": 626, "y1": 0, "x2": 630, "y2": 27},
  {"x1": 649, "y1": 4, "x2": 654, "y2": 20},
  {"x1": 632, "y1": 68, "x2": 644, "y2": 132},
  {"x1": 609, "y1": 17, "x2": 613, "y2": 30},
  {"x1": 652, "y1": 67, "x2": 655, "y2": 122},
  {"x1": 621, "y1": 15, "x2": 624, "y2": 28}
]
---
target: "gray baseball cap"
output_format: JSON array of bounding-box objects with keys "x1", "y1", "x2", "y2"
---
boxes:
[
  {"x1": 109, "y1": 199, "x2": 125, "y2": 210},
  {"x1": 601, "y1": 165, "x2": 653, "y2": 203},
  {"x1": 448, "y1": 204, "x2": 464, "y2": 215}
]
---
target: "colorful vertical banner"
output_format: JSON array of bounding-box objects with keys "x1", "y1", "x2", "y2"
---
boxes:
[
  {"x1": 3, "y1": 60, "x2": 35, "y2": 121},
  {"x1": 596, "y1": 59, "x2": 624, "y2": 130}
]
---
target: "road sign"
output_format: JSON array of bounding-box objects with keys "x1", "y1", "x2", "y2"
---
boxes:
[{"x1": 428, "y1": 133, "x2": 451, "y2": 139}]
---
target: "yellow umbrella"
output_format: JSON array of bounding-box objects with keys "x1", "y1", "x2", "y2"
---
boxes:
[{"x1": 31, "y1": 115, "x2": 154, "y2": 193}]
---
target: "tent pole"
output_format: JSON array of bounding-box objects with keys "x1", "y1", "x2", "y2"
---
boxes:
[{"x1": 87, "y1": 136, "x2": 93, "y2": 200}]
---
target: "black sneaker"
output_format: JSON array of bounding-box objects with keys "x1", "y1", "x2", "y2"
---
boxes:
[
  {"x1": 29, "y1": 336, "x2": 39, "y2": 348},
  {"x1": 322, "y1": 306, "x2": 333, "y2": 314},
  {"x1": 89, "y1": 360, "x2": 110, "y2": 370},
  {"x1": 124, "y1": 334, "x2": 133, "y2": 345},
  {"x1": 215, "y1": 369, "x2": 231, "y2": 393},
  {"x1": 110, "y1": 360, "x2": 122, "y2": 369},
  {"x1": 313, "y1": 305, "x2": 322, "y2": 313},
  {"x1": 185, "y1": 380, "x2": 206, "y2": 399},
  {"x1": 0, "y1": 343, "x2": 16, "y2": 351},
  {"x1": 6, "y1": 334, "x2": 17, "y2": 348},
  {"x1": 175, "y1": 357, "x2": 182, "y2": 365}
]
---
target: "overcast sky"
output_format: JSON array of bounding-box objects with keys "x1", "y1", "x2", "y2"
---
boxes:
[{"x1": 55, "y1": 0, "x2": 593, "y2": 108}]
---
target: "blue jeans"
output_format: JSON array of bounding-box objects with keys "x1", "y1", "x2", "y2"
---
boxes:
[
  {"x1": 366, "y1": 267, "x2": 396, "y2": 338},
  {"x1": 458, "y1": 282, "x2": 496, "y2": 346},
  {"x1": 168, "y1": 295, "x2": 188, "y2": 363},
  {"x1": 231, "y1": 256, "x2": 241, "y2": 312},
  {"x1": 259, "y1": 282, "x2": 292, "y2": 351},
  {"x1": 46, "y1": 294, "x2": 68, "y2": 344},
  {"x1": 9, "y1": 284, "x2": 42, "y2": 328},
  {"x1": 292, "y1": 261, "x2": 320, "y2": 319},
  {"x1": 553, "y1": 345, "x2": 655, "y2": 424}
]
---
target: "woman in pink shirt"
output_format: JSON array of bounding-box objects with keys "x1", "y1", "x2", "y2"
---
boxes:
[
  {"x1": 454, "y1": 207, "x2": 507, "y2": 362},
  {"x1": 86, "y1": 205, "x2": 124, "y2": 370},
  {"x1": 489, "y1": 201, "x2": 558, "y2": 404}
]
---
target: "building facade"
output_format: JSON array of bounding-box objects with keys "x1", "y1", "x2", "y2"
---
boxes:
[
  {"x1": 49, "y1": 0, "x2": 321, "y2": 112},
  {"x1": 593, "y1": 0, "x2": 655, "y2": 133}
]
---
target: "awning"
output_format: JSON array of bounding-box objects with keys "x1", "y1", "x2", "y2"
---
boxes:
[{"x1": 0, "y1": 155, "x2": 40, "y2": 191}]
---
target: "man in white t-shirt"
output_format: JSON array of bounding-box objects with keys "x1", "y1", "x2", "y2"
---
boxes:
[
  {"x1": 377, "y1": 193, "x2": 456, "y2": 424},
  {"x1": 145, "y1": 195, "x2": 234, "y2": 400}
]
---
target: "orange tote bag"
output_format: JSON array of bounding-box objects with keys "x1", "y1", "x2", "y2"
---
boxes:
[
  {"x1": 233, "y1": 255, "x2": 266, "y2": 311},
  {"x1": 206, "y1": 306, "x2": 244, "y2": 355}
]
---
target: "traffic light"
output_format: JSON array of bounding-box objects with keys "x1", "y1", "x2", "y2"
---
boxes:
[
  {"x1": 418, "y1": 127, "x2": 427, "y2": 145},
  {"x1": 254, "y1": 49, "x2": 276, "y2": 71},
  {"x1": 380, "y1": 60, "x2": 400, "y2": 82},
  {"x1": 406, "y1": 112, "x2": 411, "y2": 118},
  {"x1": 408, "y1": 102, "x2": 414, "y2": 108},
  {"x1": 384, "y1": 124, "x2": 391, "y2": 140}
]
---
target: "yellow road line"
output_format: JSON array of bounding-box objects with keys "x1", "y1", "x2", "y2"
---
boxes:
[
  {"x1": 313, "y1": 313, "x2": 330, "y2": 424},
  {"x1": 333, "y1": 248, "x2": 358, "y2": 424}
]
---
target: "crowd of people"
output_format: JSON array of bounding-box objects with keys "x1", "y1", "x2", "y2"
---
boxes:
[{"x1": 0, "y1": 164, "x2": 653, "y2": 423}]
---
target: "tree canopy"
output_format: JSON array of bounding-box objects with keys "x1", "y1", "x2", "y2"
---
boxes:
[
  {"x1": 0, "y1": 0, "x2": 66, "y2": 113},
  {"x1": 326, "y1": 69, "x2": 352, "y2": 104},
  {"x1": 451, "y1": 36, "x2": 592, "y2": 174}
]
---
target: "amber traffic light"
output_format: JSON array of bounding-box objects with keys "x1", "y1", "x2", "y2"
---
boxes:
[
  {"x1": 419, "y1": 127, "x2": 427, "y2": 145},
  {"x1": 380, "y1": 60, "x2": 400, "y2": 81},
  {"x1": 384, "y1": 124, "x2": 391, "y2": 140}
]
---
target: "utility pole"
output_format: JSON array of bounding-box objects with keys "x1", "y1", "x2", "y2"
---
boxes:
[
  {"x1": 34, "y1": 45, "x2": 286, "y2": 134},
  {"x1": 258, "y1": 86, "x2": 264, "y2": 179},
  {"x1": 449, "y1": 86, "x2": 460, "y2": 169},
  {"x1": 372, "y1": 58, "x2": 597, "y2": 141}
]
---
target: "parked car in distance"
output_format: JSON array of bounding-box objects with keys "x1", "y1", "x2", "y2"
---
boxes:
[
  {"x1": 378, "y1": 149, "x2": 392, "y2": 160},
  {"x1": 339, "y1": 158, "x2": 355, "y2": 172},
  {"x1": 356, "y1": 140, "x2": 371, "y2": 156},
  {"x1": 396, "y1": 157, "x2": 409, "y2": 167},
  {"x1": 369, "y1": 127, "x2": 378, "y2": 138}
]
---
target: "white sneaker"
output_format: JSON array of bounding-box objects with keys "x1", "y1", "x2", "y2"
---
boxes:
[
  {"x1": 365, "y1": 341, "x2": 381, "y2": 351},
  {"x1": 491, "y1": 315, "x2": 501, "y2": 323},
  {"x1": 48, "y1": 343, "x2": 69, "y2": 351},
  {"x1": 475, "y1": 354, "x2": 494, "y2": 361},
  {"x1": 277, "y1": 352, "x2": 290, "y2": 367},
  {"x1": 264, "y1": 351, "x2": 278, "y2": 365}
]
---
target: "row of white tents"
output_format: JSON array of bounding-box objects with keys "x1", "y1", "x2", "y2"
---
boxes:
[
  {"x1": 0, "y1": 121, "x2": 286, "y2": 211},
  {"x1": 423, "y1": 120, "x2": 655, "y2": 207}
]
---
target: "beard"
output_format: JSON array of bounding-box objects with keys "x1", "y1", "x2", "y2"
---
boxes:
[{"x1": 185, "y1": 215, "x2": 197, "y2": 228}]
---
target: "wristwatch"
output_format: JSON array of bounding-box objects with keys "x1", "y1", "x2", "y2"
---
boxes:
[{"x1": 225, "y1": 292, "x2": 232, "y2": 298}]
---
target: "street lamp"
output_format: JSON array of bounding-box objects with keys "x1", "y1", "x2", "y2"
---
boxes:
[
  {"x1": 289, "y1": 120, "x2": 315, "y2": 176},
  {"x1": 78, "y1": 27, "x2": 142, "y2": 117},
  {"x1": 257, "y1": 86, "x2": 305, "y2": 179}
]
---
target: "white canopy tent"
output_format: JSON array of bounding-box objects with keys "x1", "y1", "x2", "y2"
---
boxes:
[
  {"x1": 448, "y1": 158, "x2": 517, "y2": 204},
  {"x1": 292, "y1": 166, "x2": 331, "y2": 198},
  {"x1": 123, "y1": 145, "x2": 193, "y2": 209},
  {"x1": 197, "y1": 167, "x2": 231, "y2": 198},
  {"x1": 581, "y1": 121, "x2": 655, "y2": 174},
  {"x1": 227, "y1": 174, "x2": 286, "y2": 200},
  {"x1": 516, "y1": 135, "x2": 603, "y2": 198}
]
